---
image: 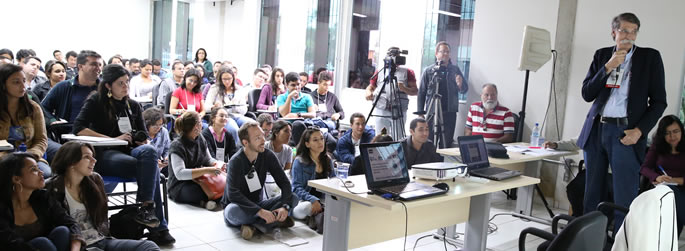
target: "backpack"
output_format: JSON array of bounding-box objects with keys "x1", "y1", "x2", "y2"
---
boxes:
[{"x1": 109, "y1": 206, "x2": 145, "y2": 239}]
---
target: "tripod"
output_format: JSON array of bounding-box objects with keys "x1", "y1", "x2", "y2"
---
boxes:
[
  {"x1": 366, "y1": 62, "x2": 406, "y2": 141},
  {"x1": 423, "y1": 69, "x2": 447, "y2": 148}
]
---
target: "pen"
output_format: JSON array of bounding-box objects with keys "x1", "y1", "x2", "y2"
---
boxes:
[{"x1": 658, "y1": 165, "x2": 669, "y2": 176}]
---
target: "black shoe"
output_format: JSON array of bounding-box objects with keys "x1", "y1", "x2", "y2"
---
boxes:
[
  {"x1": 148, "y1": 229, "x2": 176, "y2": 246},
  {"x1": 135, "y1": 203, "x2": 160, "y2": 228}
]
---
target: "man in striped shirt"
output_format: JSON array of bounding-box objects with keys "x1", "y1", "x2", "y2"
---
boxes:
[{"x1": 464, "y1": 84, "x2": 514, "y2": 143}]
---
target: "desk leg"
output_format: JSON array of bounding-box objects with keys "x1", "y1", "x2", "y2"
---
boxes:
[
  {"x1": 322, "y1": 193, "x2": 351, "y2": 251},
  {"x1": 464, "y1": 193, "x2": 491, "y2": 251},
  {"x1": 515, "y1": 161, "x2": 542, "y2": 215}
]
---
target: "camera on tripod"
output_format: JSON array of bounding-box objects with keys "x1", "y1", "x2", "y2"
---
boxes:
[{"x1": 384, "y1": 47, "x2": 408, "y2": 67}]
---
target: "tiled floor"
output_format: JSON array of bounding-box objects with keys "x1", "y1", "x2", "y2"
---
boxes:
[{"x1": 116, "y1": 189, "x2": 685, "y2": 250}]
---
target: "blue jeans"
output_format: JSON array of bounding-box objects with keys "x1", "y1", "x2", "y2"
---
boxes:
[
  {"x1": 46, "y1": 139, "x2": 61, "y2": 164},
  {"x1": 38, "y1": 161, "x2": 52, "y2": 178},
  {"x1": 95, "y1": 144, "x2": 168, "y2": 230},
  {"x1": 223, "y1": 196, "x2": 283, "y2": 229},
  {"x1": 583, "y1": 123, "x2": 640, "y2": 231},
  {"x1": 29, "y1": 226, "x2": 70, "y2": 251},
  {"x1": 89, "y1": 237, "x2": 160, "y2": 251},
  {"x1": 225, "y1": 115, "x2": 255, "y2": 146}
]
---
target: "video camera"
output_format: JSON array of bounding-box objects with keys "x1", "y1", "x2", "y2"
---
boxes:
[{"x1": 384, "y1": 47, "x2": 408, "y2": 67}]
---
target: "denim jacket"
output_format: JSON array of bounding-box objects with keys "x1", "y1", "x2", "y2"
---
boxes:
[{"x1": 291, "y1": 156, "x2": 334, "y2": 202}]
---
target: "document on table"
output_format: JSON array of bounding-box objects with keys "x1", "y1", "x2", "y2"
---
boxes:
[
  {"x1": 0, "y1": 140, "x2": 13, "y2": 151},
  {"x1": 505, "y1": 145, "x2": 570, "y2": 156}
]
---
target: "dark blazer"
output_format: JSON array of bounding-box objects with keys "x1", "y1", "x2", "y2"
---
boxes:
[{"x1": 577, "y1": 45, "x2": 667, "y2": 161}]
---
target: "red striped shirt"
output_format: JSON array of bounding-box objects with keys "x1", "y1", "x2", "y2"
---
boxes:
[{"x1": 466, "y1": 102, "x2": 515, "y2": 141}]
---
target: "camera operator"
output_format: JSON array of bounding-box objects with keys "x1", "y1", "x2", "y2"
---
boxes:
[
  {"x1": 365, "y1": 47, "x2": 418, "y2": 135},
  {"x1": 417, "y1": 41, "x2": 468, "y2": 148}
]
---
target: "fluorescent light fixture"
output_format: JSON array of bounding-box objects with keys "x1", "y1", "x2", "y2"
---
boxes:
[
  {"x1": 353, "y1": 13, "x2": 367, "y2": 18},
  {"x1": 433, "y1": 10, "x2": 461, "y2": 18}
]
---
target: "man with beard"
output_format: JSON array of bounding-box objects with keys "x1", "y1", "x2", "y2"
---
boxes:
[{"x1": 464, "y1": 83, "x2": 514, "y2": 143}]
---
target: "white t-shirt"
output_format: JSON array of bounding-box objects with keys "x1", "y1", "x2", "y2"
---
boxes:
[
  {"x1": 352, "y1": 137, "x2": 361, "y2": 157},
  {"x1": 64, "y1": 187, "x2": 105, "y2": 245},
  {"x1": 265, "y1": 141, "x2": 293, "y2": 169}
]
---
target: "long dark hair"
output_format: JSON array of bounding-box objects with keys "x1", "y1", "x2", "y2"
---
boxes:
[
  {"x1": 0, "y1": 64, "x2": 34, "y2": 120},
  {"x1": 269, "y1": 68, "x2": 284, "y2": 96},
  {"x1": 295, "y1": 128, "x2": 331, "y2": 176},
  {"x1": 51, "y1": 142, "x2": 108, "y2": 228},
  {"x1": 181, "y1": 68, "x2": 201, "y2": 93},
  {"x1": 97, "y1": 64, "x2": 131, "y2": 121},
  {"x1": 653, "y1": 115, "x2": 685, "y2": 155},
  {"x1": 270, "y1": 120, "x2": 291, "y2": 143},
  {"x1": 216, "y1": 67, "x2": 236, "y2": 100},
  {"x1": 0, "y1": 152, "x2": 38, "y2": 204},
  {"x1": 194, "y1": 48, "x2": 208, "y2": 63}
]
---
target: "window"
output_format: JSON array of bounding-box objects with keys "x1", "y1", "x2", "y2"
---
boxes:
[
  {"x1": 152, "y1": 0, "x2": 193, "y2": 68},
  {"x1": 258, "y1": 0, "x2": 281, "y2": 67}
]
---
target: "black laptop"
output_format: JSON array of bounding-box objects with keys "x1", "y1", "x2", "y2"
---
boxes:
[
  {"x1": 458, "y1": 135, "x2": 521, "y2": 181},
  {"x1": 361, "y1": 141, "x2": 447, "y2": 201}
]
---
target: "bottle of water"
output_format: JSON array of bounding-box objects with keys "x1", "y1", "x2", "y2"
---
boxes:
[
  {"x1": 530, "y1": 123, "x2": 540, "y2": 147},
  {"x1": 18, "y1": 143, "x2": 27, "y2": 152},
  {"x1": 273, "y1": 228, "x2": 283, "y2": 242}
]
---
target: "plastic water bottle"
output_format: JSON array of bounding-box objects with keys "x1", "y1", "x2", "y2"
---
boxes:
[
  {"x1": 18, "y1": 143, "x2": 27, "y2": 152},
  {"x1": 530, "y1": 123, "x2": 540, "y2": 147},
  {"x1": 273, "y1": 228, "x2": 283, "y2": 242}
]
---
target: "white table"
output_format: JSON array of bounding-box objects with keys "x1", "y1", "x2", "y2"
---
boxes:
[
  {"x1": 61, "y1": 134, "x2": 129, "y2": 146},
  {"x1": 308, "y1": 174, "x2": 539, "y2": 251}
]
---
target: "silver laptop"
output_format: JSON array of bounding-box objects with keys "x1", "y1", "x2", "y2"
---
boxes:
[{"x1": 458, "y1": 135, "x2": 521, "y2": 181}]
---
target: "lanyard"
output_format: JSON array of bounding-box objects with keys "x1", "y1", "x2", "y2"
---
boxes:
[
  {"x1": 210, "y1": 127, "x2": 226, "y2": 149},
  {"x1": 183, "y1": 89, "x2": 196, "y2": 110},
  {"x1": 115, "y1": 100, "x2": 134, "y2": 121}
]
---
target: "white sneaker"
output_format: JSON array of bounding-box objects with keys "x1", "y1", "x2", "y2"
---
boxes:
[{"x1": 205, "y1": 201, "x2": 217, "y2": 211}]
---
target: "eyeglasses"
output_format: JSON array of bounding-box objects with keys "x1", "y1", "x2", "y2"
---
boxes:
[
  {"x1": 150, "y1": 124, "x2": 164, "y2": 129},
  {"x1": 616, "y1": 28, "x2": 639, "y2": 35},
  {"x1": 438, "y1": 50, "x2": 451, "y2": 54},
  {"x1": 665, "y1": 129, "x2": 681, "y2": 136}
]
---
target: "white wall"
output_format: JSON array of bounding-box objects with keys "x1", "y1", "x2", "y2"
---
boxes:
[
  {"x1": 469, "y1": 0, "x2": 560, "y2": 139},
  {"x1": 3, "y1": 0, "x2": 151, "y2": 62},
  {"x1": 562, "y1": 0, "x2": 685, "y2": 141},
  {"x1": 220, "y1": 0, "x2": 262, "y2": 82},
  {"x1": 191, "y1": 1, "x2": 224, "y2": 66},
  {"x1": 276, "y1": 0, "x2": 309, "y2": 72}
]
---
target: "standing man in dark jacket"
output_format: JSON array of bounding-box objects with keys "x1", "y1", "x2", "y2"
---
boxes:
[
  {"x1": 578, "y1": 13, "x2": 666, "y2": 230},
  {"x1": 222, "y1": 122, "x2": 294, "y2": 240},
  {"x1": 418, "y1": 41, "x2": 468, "y2": 149}
]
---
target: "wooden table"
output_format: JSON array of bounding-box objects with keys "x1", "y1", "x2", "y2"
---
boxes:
[{"x1": 309, "y1": 173, "x2": 539, "y2": 251}]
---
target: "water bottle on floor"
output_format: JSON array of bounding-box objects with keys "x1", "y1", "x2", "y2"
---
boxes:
[
  {"x1": 273, "y1": 228, "x2": 283, "y2": 242},
  {"x1": 18, "y1": 143, "x2": 27, "y2": 152},
  {"x1": 530, "y1": 123, "x2": 540, "y2": 147}
]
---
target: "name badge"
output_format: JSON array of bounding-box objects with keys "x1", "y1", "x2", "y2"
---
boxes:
[
  {"x1": 118, "y1": 117, "x2": 132, "y2": 133},
  {"x1": 318, "y1": 104, "x2": 327, "y2": 113},
  {"x1": 605, "y1": 68, "x2": 624, "y2": 88},
  {"x1": 216, "y1": 147, "x2": 225, "y2": 162},
  {"x1": 188, "y1": 104, "x2": 196, "y2": 112},
  {"x1": 245, "y1": 172, "x2": 262, "y2": 193}
]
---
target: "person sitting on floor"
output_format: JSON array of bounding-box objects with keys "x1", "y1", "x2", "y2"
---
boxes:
[
  {"x1": 168, "y1": 111, "x2": 226, "y2": 211},
  {"x1": 221, "y1": 122, "x2": 294, "y2": 240},
  {"x1": 201, "y1": 107, "x2": 238, "y2": 163},
  {"x1": 640, "y1": 115, "x2": 685, "y2": 236},
  {"x1": 402, "y1": 118, "x2": 443, "y2": 168},
  {"x1": 291, "y1": 127, "x2": 335, "y2": 234},
  {"x1": 350, "y1": 128, "x2": 393, "y2": 176},
  {"x1": 335, "y1": 113, "x2": 375, "y2": 164},
  {"x1": 46, "y1": 142, "x2": 160, "y2": 250}
]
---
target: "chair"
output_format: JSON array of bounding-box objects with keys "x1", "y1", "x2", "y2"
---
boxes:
[
  {"x1": 518, "y1": 211, "x2": 607, "y2": 251},
  {"x1": 247, "y1": 88, "x2": 262, "y2": 113},
  {"x1": 47, "y1": 123, "x2": 74, "y2": 144},
  {"x1": 103, "y1": 175, "x2": 170, "y2": 222}
]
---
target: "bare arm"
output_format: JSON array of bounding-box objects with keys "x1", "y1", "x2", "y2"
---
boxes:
[
  {"x1": 496, "y1": 133, "x2": 514, "y2": 143},
  {"x1": 169, "y1": 96, "x2": 186, "y2": 115},
  {"x1": 464, "y1": 127, "x2": 472, "y2": 136}
]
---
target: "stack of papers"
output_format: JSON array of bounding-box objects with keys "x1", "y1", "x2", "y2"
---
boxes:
[
  {"x1": 0, "y1": 140, "x2": 13, "y2": 151},
  {"x1": 505, "y1": 145, "x2": 570, "y2": 156}
]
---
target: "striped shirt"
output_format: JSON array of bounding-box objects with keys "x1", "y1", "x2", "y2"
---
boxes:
[{"x1": 466, "y1": 102, "x2": 515, "y2": 141}]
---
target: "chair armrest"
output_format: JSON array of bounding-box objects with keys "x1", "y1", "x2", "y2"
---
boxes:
[
  {"x1": 551, "y1": 214, "x2": 575, "y2": 234},
  {"x1": 597, "y1": 202, "x2": 629, "y2": 215},
  {"x1": 519, "y1": 227, "x2": 556, "y2": 251}
]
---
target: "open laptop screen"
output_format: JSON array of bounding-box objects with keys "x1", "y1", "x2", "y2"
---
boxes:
[
  {"x1": 361, "y1": 141, "x2": 409, "y2": 189},
  {"x1": 458, "y1": 135, "x2": 490, "y2": 169}
]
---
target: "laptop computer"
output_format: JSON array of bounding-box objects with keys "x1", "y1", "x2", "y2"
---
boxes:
[
  {"x1": 457, "y1": 135, "x2": 521, "y2": 181},
  {"x1": 361, "y1": 141, "x2": 447, "y2": 201}
]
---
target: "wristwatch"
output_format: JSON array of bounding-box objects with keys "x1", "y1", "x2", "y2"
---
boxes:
[
  {"x1": 297, "y1": 112, "x2": 302, "y2": 118},
  {"x1": 282, "y1": 204, "x2": 291, "y2": 211}
]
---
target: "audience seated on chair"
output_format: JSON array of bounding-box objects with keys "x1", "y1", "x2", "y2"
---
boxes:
[
  {"x1": 168, "y1": 111, "x2": 226, "y2": 211},
  {"x1": 257, "y1": 113, "x2": 274, "y2": 137},
  {"x1": 336, "y1": 113, "x2": 375, "y2": 164},
  {"x1": 156, "y1": 62, "x2": 184, "y2": 106},
  {"x1": 201, "y1": 107, "x2": 238, "y2": 163},
  {"x1": 464, "y1": 83, "x2": 514, "y2": 143},
  {"x1": 46, "y1": 142, "x2": 161, "y2": 250},
  {"x1": 264, "y1": 120, "x2": 294, "y2": 198},
  {"x1": 143, "y1": 108, "x2": 170, "y2": 173},
  {"x1": 639, "y1": 115, "x2": 685, "y2": 236},
  {"x1": 244, "y1": 68, "x2": 268, "y2": 91},
  {"x1": 257, "y1": 68, "x2": 285, "y2": 112},
  {"x1": 291, "y1": 127, "x2": 334, "y2": 234},
  {"x1": 298, "y1": 72, "x2": 312, "y2": 94},
  {"x1": 0, "y1": 63, "x2": 52, "y2": 178},
  {"x1": 310, "y1": 71, "x2": 344, "y2": 133},
  {"x1": 221, "y1": 122, "x2": 294, "y2": 240},
  {"x1": 402, "y1": 118, "x2": 443, "y2": 168},
  {"x1": 33, "y1": 60, "x2": 66, "y2": 101},
  {"x1": 0, "y1": 152, "x2": 84, "y2": 250},
  {"x1": 129, "y1": 59, "x2": 162, "y2": 99},
  {"x1": 204, "y1": 67, "x2": 255, "y2": 146},
  {"x1": 72, "y1": 64, "x2": 174, "y2": 245},
  {"x1": 22, "y1": 56, "x2": 48, "y2": 93},
  {"x1": 169, "y1": 68, "x2": 206, "y2": 119}
]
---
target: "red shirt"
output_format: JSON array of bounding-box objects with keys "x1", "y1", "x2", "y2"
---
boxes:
[
  {"x1": 465, "y1": 102, "x2": 515, "y2": 141},
  {"x1": 172, "y1": 87, "x2": 203, "y2": 113}
]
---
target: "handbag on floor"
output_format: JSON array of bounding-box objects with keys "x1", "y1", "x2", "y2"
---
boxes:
[
  {"x1": 194, "y1": 172, "x2": 227, "y2": 200},
  {"x1": 109, "y1": 206, "x2": 145, "y2": 240}
]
